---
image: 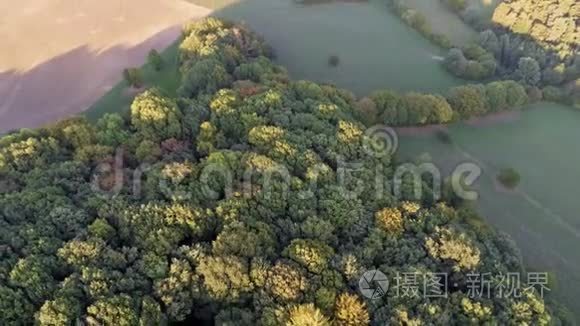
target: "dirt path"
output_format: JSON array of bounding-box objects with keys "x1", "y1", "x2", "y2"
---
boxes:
[{"x1": 0, "y1": 0, "x2": 211, "y2": 133}]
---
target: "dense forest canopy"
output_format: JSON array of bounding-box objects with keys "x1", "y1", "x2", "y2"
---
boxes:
[
  {"x1": 0, "y1": 18, "x2": 563, "y2": 325},
  {"x1": 492, "y1": 0, "x2": 579, "y2": 56}
]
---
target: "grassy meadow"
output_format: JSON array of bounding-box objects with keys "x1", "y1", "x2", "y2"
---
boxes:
[
  {"x1": 214, "y1": 0, "x2": 463, "y2": 95},
  {"x1": 397, "y1": 103, "x2": 580, "y2": 314},
  {"x1": 404, "y1": 0, "x2": 477, "y2": 46}
]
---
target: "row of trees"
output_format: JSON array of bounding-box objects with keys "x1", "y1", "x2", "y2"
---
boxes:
[
  {"x1": 354, "y1": 80, "x2": 528, "y2": 126},
  {"x1": 383, "y1": 0, "x2": 579, "y2": 107},
  {"x1": 439, "y1": 0, "x2": 580, "y2": 106},
  {"x1": 0, "y1": 18, "x2": 569, "y2": 325}
]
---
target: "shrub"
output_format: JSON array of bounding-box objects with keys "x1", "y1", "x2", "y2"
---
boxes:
[
  {"x1": 328, "y1": 55, "x2": 340, "y2": 67},
  {"x1": 148, "y1": 49, "x2": 163, "y2": 71},
  {"x1": 435, "y1": 129, "x2": 453, "y2": 144},
  {"x1": 497, "y1": 167, "x2": 521, "y2": 189},
  {"x1": 123, "y1": 67, "x2": 143, "y2": 88},
  {"x1": 431, "y1": 33, "x2": 453, "y2": 49},
  {"x1": 542, "y1": 86, "x2": 564, "y2": 102}
]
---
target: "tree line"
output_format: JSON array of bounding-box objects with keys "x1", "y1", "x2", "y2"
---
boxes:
[
  {"x1": 354, "y1": 79, "x2": 529, "y2": 127},
  {"x1": 440, "y1": 0, "x2": 580, "y2": 106},
  {"x1": 384, "y1": 0, "x2": 579, "y2": 107}
]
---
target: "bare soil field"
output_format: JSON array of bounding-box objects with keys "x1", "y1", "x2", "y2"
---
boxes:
[{"x1": 0, "y1": 0, "x2": 210, "y2": 133}]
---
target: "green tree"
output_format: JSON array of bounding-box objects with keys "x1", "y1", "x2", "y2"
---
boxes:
[
  {"x1": 154, "y1": 259, "x2": 196, "y2": 321},
  {"x1": 504, "y1": 80, "x2": 528, "y2": 107},
  {"x1": 86, "y1": 295, "x2": 139, "y2": 326},
  {"x1": 131, "y1": 88, "x2": 183, "y2": 140},
  {"x1": 515, "y1": 57, "x2": 541, "y2": 86},
  {"x1": 38, "y1": 296, "x2": 81, "y2": 326},
  {"x1": 197, "y1": 255, "x2": 253, "y2": 302},
  {"x1": 447, "y1": 85, "x2": 488, "y2": 118},
  {"x1": 284, "y1": 239, "x2": 334, "y2": 274},
  {"x1": 178, "y1": 59, "x2": 232, "y2": 98},
  {"x1": 148, "y1": 49, "x2": 163, "y2": 71},
  {"x1": 0, "y1": 286, "x2": 34, "y2": 325},
  {"x1": 123, "y1": 68, "x2": 143, "y2": 88},
  {"x1": 334, "y1": 292, "x2": 370, "y2": 326},
  {"x1": 485, "y1": 81, "x2": 508, "y2": 112}
]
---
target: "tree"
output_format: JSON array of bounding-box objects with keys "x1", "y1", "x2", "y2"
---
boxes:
[
  {"x1": 265, "y1": 261, "x2": 308, "y2": 302},
  {"x1": 425, "y1": 227, "x2": 481, "y2": 272},
  {"x1": 354, "y1": 97, "x2": 378, "y2": 126},
  {"x1": 96, "y1": 113, "x2": 130, "y2": 147},
  {"x1": 197, "y1": 255, "x2": 253, "y2": 302},
  {"x1": 154, "y1": 259, "x2": 196, "y2": 321},
  {"x1": 38, "y1": 296, "x2": 81, "y2": 326},
  {"x1": 135, "y1": 139, "x2": 162, "y2": 162},
  {"x1": 328, "y1": 55, "x2": 340, "y2": 67},
  {"x1": 497, "y1": 167, "x2": 521, "y2": 189},
  {"x1": 148, "y1": 49, "x2": 163, "y2": 71},
  {"x1": 178, "y1": 59, "x2": 232, "y2": 98},
  {"x1": 447, "y1": 85, "x2": 487, "y2": 118},
  {"x1": 444, "y1": 48, "x2": 468, "y2": 76},
  {"x1": 215, "y1": 308, "x2": 255, "y2": 325},
  {"x1": 485, "y1": 81, "x2": 508, "y2": 112},
  {"x1": 286, "y1": 304, "x2": 330, "y2": 326},
  {"x1": 515, "y1": 57, "x2": 541, "y2": 86},
  {"x1": 334, "y1": 293, "x2": 370, "y2": 326},
  {"x1": 9, "y1": 255, "x2": 56, "y2": 303},
  {"x1": 86, "y1": 295, "x2": 139, "y2": 326},
  {"x1": 371, "y1": 90, "x2": 400, "y2": 125},
  {"x1": 123, "y1": 68, "x2": 143, "y2": 88},
  {"x1": 400, "y1": 93, "x2": 453, "y2": 125},
  {"x1": 0, "y1": 286, "x2": 34, "y2": 325},
  {"x1": 284, "y1": 239, "x2": 334, "y2": 274},
  {"x1": 131, "y1": 88, "x2": 183, "y2": 140},
  {"x1": 503, "y1": 80, "x2": 528, "y2": 107},
  {"x1": 375, "y1": 207, "x2": 404, "y2": 236},
  {"x1": 213, "y1": 221, "x2": 277, "y2": 258},
  {"x1": 478, "y1": 30, "x2": 500, "y2": 56}
]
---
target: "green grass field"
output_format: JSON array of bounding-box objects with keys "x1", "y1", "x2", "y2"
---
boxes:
[
  {"x1": 397, "y1": 103, "x2": 580, "y2": 316},
  {"x1": 86, "y1": 0, "x2": 465, "y2": 119},
  {"x1": 404, "y1": 0, "x2": 477, "y2": 46},
  {"x1": 466, "y1": 0, "x2": 501, "y2": 23},
  {"x1": 214, "y1": 0, "x2": 463, "y2": 95}
]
